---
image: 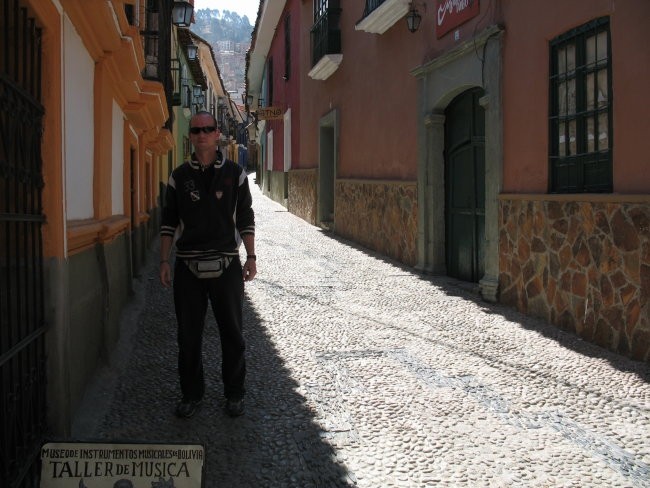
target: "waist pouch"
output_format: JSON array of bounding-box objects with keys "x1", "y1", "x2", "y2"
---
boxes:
[{"x1": 185, "y1": 256, "x2": 233, "y2": 279}]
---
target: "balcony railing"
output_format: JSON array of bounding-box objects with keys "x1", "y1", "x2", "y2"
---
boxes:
[
  {"x1": 311, "y1": 7, "x2": 342, "y2": 67},
  {"x1": 171, "y1": 58, "x2": 181, "y2": 106},
  {"x1": 140, "y1": 0, "x2": 174, "y2": 130}
]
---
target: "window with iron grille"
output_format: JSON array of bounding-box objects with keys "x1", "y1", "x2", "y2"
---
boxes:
[
  {"x1": 171, "y1": 58, "x2": 181, "y2": 105},
  {"x1": 284, "y1": 14, "x2": 291, "y2": 80},
  {"x1": 549, "y1": 17, "x2": 612, "y2": 193},
  {"x1": 310, "y1": 0, "x2": 341, "y2": 67},
  {"x1": 361, "y1": 0, "x2": 386, "y2": 18},
  {"x1": 314, "y1": 0, "x2": 329, "y2": 20}
]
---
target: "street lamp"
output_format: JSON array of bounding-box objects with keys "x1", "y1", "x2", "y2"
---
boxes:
[
  {"x1": 172, "y1": 1, "x2": 194, "y2": 27},
  {"x1": 192, "y1": 85, "x2": 202, "y2": 98},
  {"x1": 187, "y1": 42, "x2": 198, "y2": 61},
  {"x1": 406, "y1": 2, "x2": 422, "y2": 33}
]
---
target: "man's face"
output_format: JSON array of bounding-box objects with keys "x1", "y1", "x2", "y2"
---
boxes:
[{"x1": 189, "y1": 114, "x2": 220, "y2": 151}]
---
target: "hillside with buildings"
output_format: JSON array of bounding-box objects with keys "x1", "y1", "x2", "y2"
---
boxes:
[{"x1": 191, "y1": 8, "x2": 253, "y2": 97}]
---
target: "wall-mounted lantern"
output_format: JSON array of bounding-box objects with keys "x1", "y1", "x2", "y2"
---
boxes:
[
  {"x1": 172, "y1": 1, "x2": 194, "y2": 27},
  {"x1": 406, "y1": 2, "x2": 422, "y2": 33},
  {"x1": 192, "y1": 85, "x2": 202, "y2": 98},
  {"x1": 187, "y1": 42, "x2": 198, "y2": 61}
]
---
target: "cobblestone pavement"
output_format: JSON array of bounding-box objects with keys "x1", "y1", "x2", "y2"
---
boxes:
[{"x1": 73, "y1": 175, "x2": 650, "y2": 487}]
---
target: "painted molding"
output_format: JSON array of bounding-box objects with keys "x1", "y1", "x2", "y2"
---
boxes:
[
  {"x1": 355, "y1": 0, "x2": 410, "y2": 35},
  {"x1": 411, "y1": 24, "x2": 503, "y2": 77},
  {"x1": 308, "y1": 54, "x2": 343, "y2": 80},
  {"x1": 337, "y1": 178, "x2": 416, "y2": 186},
  {"x1": 499, "y1": 193, "x2": 650, "y2": 203},
  {"x1": 67, "y1": 216, "x2": 131, "y2": 254}
]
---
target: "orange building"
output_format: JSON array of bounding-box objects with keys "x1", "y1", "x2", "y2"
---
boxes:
[{"x1": 1, "y1": 0, "x2": 179, "y2": 485}]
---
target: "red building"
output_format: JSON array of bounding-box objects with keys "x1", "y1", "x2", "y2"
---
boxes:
[{"x1": 247, "y1": 0, "x2": 649, "y2": 361}]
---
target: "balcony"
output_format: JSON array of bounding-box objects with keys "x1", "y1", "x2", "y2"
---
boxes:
[
  {"x1": 171, "y1": 58, "x2": 181, "y2": 106},
  {"x1": 309, "y1": 7, "x2": 342, "y2": 81},
  {"x1": 139, "y1": 0, "x2": 174, "y2": 130},
  {"x1": 355, "y1": 0, "x2": 410, "y2": 34}
]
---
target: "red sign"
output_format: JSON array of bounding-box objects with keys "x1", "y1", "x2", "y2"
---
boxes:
[{"x1": 435, "y1": 0, "x2": 480, "y2": 38}]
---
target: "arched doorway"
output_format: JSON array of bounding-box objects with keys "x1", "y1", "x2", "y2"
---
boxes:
[{"x1": 445, "y1": 88, "x2": 486, "y2": 283}]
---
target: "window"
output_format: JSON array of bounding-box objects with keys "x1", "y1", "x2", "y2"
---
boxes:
[
  {"x1": 284, "y1": 14, "x2": 291, "y2": 80},
  {"x1": 549, "y1": 17, "x2": 612, "y2": 193},
  {"x1": 267, "y1": 57, "x2": 274, "y2": 106},
  {"x1": 314, "y1": 0, "x2": 329, "y2": 20},
  {"x1": 311, "y1": 0, "x2": 341, "y2": 67}
]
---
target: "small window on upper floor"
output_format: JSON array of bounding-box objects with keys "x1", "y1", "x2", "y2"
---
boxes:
[
  {"x1": 125, "y1": 3, "x2": 136, "y2": 25},
  {"x1": 549, "y1": 17, "x2": 612, "y2": 193},
  {"x1": 310, "y1": 0, "x2": 341, "y2": 69},
  {"x1": 267, "y1": 57, "x2": 274, "y2": 106},
  {"x1": 284, "y1": 14, "x2": 291, "y2": 81}
]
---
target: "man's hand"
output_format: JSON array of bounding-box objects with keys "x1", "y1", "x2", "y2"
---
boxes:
[
  {"x1": 243, "y1": 258, "x2": 257, "y2": 281},
  {"x1": 160, "y1": 261, "x2": 172, "y2": 287}
]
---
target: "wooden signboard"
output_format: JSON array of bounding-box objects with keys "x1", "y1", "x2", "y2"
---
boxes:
[{"x1": 256, "y1": 106, "x2": 284, "y2": 120}]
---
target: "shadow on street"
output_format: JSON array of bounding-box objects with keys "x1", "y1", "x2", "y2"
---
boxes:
[{"x1": 73, "y1": 249, "x2": 355, "y2": 487}]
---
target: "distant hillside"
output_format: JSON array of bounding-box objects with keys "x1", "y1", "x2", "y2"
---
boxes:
[
  {"x1": 192, "y1": 8, "x2": 253, "y2": 45},
  {"x1": 191, "y1": 9, "x2": 253, "y2": 94}
]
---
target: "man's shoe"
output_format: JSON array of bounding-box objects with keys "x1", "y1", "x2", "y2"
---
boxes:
[
  {"x1": 225, "y1": 398, "x2": 244, "y2": 417},
  {"x1": 175, "y1": 399, "x2": 201, "y2": 418}
]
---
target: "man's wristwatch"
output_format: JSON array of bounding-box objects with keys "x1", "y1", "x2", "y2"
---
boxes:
[{"x1": 246, "y1": 255, "x2": 256, "y2": 261}]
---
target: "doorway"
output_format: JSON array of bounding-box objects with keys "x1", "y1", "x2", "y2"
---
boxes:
[
  {"x1": 0, "y1": 2, "x2": 47, "y2": 486},
  {"x1": 445, "y1": 88, "x2": 486, "y2": 283},
  {"x1": 318, "y1": 110, "x2": 337, "y2": 229}
]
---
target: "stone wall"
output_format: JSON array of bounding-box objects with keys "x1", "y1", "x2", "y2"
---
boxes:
[
  {"x1": 499, "y1": 197, "x2": 650, "y2": 361},
  {"x1": 288, "y1": 169, "x2": 317, "y2": 225},
  {"x1": 335, "y1": 179, "x2": 418, "y2": 266}
]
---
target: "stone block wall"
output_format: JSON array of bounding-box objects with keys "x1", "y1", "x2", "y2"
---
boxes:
[
  {"x1": 288, "y1": 169, "x2": 317, "y2": 225},
  {"x1": 335, "y1": 179, "x2": 417, "y2": 266},
  {"x1": 499, "y1": 197, "x2": 650, "y2": 361}
]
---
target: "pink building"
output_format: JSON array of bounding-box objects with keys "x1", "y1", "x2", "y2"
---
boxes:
[{"x1": 247, "y1": 0, "x2": 650, "y2": 361}]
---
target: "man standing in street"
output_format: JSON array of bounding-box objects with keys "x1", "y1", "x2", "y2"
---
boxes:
[{"x1": 159, "y1": 111, "x2": 256, "y2": 418}]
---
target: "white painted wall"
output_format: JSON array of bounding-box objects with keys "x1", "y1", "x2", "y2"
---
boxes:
[
  {"x1": 111, "y1": 101, "x2": 124, "y2": 215},
  {"x1": 63, "y1": 14, "x2": 95, "y2": 220}
]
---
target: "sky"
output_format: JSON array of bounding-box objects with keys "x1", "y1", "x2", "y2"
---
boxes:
[{"x1": 193, "y1": 0, "x2": 261, "y2": 23}]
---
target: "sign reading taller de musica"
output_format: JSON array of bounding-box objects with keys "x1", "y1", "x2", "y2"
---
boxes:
[
  {"x1": 436, "y1": 0, "x2": 480, "y2": 38},
  {"x1": 40, "y1": 442, "x2": 205, "y2": 487}
]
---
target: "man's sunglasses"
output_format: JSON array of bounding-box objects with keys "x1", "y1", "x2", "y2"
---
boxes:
[{"x1": 189, "y1": 126, "x2": 217, "y2": 134}]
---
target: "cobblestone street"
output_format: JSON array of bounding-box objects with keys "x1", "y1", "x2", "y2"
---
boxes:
[{"x1": 73, "y1": 175, "x2": 650, "y2": 487}]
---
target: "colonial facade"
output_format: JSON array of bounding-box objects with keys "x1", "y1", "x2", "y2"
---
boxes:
[
  {"x1": 247, "y1": 0, "x2": 649, "y2": 361},
  {"x1": 1, "y1": 0, "x2": 177, "y2": 485}
]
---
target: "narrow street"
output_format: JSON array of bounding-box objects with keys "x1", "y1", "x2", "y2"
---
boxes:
[{"x1": 73, "y1": 174, "x2": 650, "y2": 488}]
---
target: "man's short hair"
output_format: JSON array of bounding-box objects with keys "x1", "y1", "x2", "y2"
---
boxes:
[{"x1": 191, "y1": 110, "x2": 218, "y2": 127}]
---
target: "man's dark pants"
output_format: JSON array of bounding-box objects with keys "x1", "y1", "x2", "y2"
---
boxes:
[{"x1": 173, "y1": 258, "x2": 245, "y2": 402}]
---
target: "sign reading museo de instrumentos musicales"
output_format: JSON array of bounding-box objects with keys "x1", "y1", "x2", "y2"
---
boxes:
[{"x1": 40, "y1": 442, "x2": 204, "y2": 488}]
